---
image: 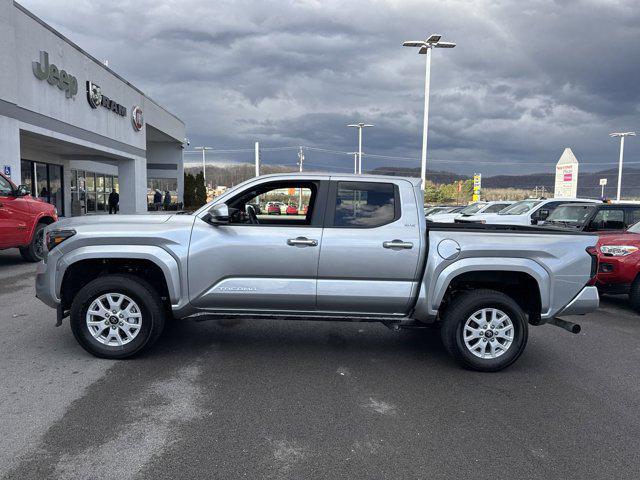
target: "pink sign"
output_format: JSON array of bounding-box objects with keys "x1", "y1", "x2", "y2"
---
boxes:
[{"x1": 564, "y1": 173, "x2": 572, "y2": 181}]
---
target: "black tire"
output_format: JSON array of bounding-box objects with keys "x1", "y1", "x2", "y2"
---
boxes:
[
  {"x1": 70, "y1": 274, "x2": 166, "y2": 359},
  {"x1": 629, "y1": 276, "x2": 640, "y2": 312},
  {"x1": 19, "y1": 223, "x2": 46, "y2": 262},
  {"x1": 440, "y1": 289, "x2": 528, "y2": 372}
]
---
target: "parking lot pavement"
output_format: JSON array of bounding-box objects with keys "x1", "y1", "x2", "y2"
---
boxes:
[{"x1": 1, "y1": 252, "x2": 639, "y2": 480}]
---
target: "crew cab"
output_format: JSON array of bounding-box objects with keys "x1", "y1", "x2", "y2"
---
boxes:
[
  {"x1": 595, "y1": 223, "x2": 640, "y2": 311},
  {"x1": 36, "y1": 174, "x2": 599, "y2": 371},
  {"x1": 0, "y1": 171, "x2": 57, "y2": 261},
  {"x1": 541, "y1": 202, "x2": 640, "y2": 233},
  {"x1": 459, "y1": 198, "x2": 600, "y2": 226}
]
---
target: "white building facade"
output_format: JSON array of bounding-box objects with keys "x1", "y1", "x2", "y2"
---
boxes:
[{"x1": 0, "y1": 0, "x2": 185, "y2": 216}]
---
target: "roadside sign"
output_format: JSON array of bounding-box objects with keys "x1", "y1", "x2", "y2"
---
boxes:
[
  {"x1": 554, "y1": 148, "x2": 579, "y2": 198},
  {"x1": 3, "y1": 165, "x2": 10, "y2": 177},
  {"x1": 599, "y1": 178, "x2": 608, "y2": 186},
  {"x1": 472, "y1": 174, "x2": 481, "y2": 202}
]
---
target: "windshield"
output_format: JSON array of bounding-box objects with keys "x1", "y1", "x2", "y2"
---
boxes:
[
  {"x1": 546, "y1": 204, "x2": 594, "y2": 225},
  {"x1": 460, "y1": 203, "x2": 486, "y2": 215},
  {"x1": 499, "y1": 200, "x2": 542, "y2": 215}
]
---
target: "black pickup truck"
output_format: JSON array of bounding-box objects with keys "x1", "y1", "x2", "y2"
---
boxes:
[{"x1": 540, "y1": 202, "x2": 640, "y2": 232}]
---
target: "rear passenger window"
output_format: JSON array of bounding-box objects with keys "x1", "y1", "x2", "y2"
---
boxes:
[
  {"x1": 629, "y1": 208, "x2": 640, "y2": 228},
  {"x1": 333, "y1": 182, "x2": 397, "y2": 228},
  {"x1": 590, "y1": 209, "x2": 625, "y2": 231}
]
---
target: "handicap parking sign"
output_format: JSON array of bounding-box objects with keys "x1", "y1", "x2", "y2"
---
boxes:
[{"x1": 3, "y1": 165, "x2": 10, "y2": 177}]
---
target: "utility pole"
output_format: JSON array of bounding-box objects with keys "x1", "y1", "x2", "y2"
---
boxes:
[
  {"x1": 347, "y1": 123, "x2": 374, "y2": 174},
  {"x1": 194, "y1": 146, "x2": 212, "y2": 186},
  {"x1": 403, "y1": 34, "x2": 456, "y2": 190},
  {"x1": 254, "y1": 141, "x2": 260, "y2": 177},
  {"x1": 610, "y1": 132, "x2": 636, "y2": 201},
  {"x1": 297, "y1": 147, "x2": 305, "y2": 210},
  {"x1": 349, "y1": 152, "x2": 359, "y2": 174}
]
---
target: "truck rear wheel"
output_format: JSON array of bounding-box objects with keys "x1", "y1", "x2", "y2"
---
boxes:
[
  {"x1": 440, "y1": 289, "x2": 528, "y2": 372},
  {"x1": 629, "y1": 276, "x2": 640, "y2": 312},
  {"x1": 19, "y1": 223, "x2": 46, "y2": 262},
  {"x1": 69, "y1": 274, "x2": 166, "y2": 359}
]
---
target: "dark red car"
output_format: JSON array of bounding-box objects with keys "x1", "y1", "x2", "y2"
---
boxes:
[
  {"x1": 286, "y1": 205, "x2": 298, "y2": 215},
  {"x1": 267, "y1": 203, "x2": 281, "y2": 215},
  {"x1": 0, "y1": 171, "x2": 58, "y2": 261},
  {"x1": 595, "y1": 224, "x2": 640, "y2": 310}
]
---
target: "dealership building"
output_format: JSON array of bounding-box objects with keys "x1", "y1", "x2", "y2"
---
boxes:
[{"x1": 0, "y1": 0, "x2": 185, "y2": 216}]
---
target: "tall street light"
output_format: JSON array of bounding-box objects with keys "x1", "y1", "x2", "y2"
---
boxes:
[
  {"x1": 349, "y1": 152, "x2": 359, "y2": 174},
  {"x1": 610, "y1": 132, "x2": 636, "y2": 201},
  {"x1": 194, "y1": 146, "x2": 212, "y2": 185},
  {"x1": 403, "y1": 34, "x2": 456, "y2": 190},
  {"x1": 348, "y1": 123, "x2": 374, "y2": 174}
]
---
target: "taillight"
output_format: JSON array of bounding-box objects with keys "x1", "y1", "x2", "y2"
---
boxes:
[{"x1": 586, "y1": 246, "x2": 598, "y2": 285}]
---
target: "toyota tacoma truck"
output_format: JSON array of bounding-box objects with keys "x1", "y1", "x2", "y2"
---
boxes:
[{"x1": 35, "y1": 174, "x2": 600, "y2": 371}]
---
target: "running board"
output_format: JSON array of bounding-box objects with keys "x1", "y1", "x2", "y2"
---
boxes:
[{"x1": 185, "y1": 311, "x2": 412, "y2": 324}]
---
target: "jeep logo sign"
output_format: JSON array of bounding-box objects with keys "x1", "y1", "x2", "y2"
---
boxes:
[{"x1": 32, "y1": 51, "x2": 78, "y2": 98}]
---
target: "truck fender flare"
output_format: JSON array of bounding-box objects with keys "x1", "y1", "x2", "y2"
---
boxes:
[
  {"x1": 429, "y1": 257, "x2": 549, "y2": 316},
  {"x1": 56, "y1": 245, "x2": 182, "y2": 304}
]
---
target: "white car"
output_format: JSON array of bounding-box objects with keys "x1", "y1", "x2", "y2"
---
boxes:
[
  {"x1": 460, "y1": 198, "x2": 601, "y2": 225},
  {"x1": 427, "y1": 201, "x2": 513, "y2": 223}
]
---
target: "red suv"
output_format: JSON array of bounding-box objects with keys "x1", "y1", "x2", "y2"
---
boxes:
[
  {"x1": 596, "y1": 223, "x2": 640, "y2": 310},
  {"x1": 0, "y1": 171, "x2": 58, "y2": 262}
]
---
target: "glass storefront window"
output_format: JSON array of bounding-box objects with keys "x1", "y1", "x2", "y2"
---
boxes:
[
  {"x1": 147, "y1": 178, "x2": 178, "y2": 207},
  {"x1": 21, "y1": 160, "x2": 33, "y2": 194},
  {"x1": 70, "y1": 169, "x2": 117, "y2": 215},
  {"x1": 21, "y1": 160, "x2": 64, "y2": 216},
  {"x1": 49, "y1": 164, "x2": 63, "y2": 213},
  {"x1": 35, "y1": 162, "x2": 48, "y2": 202},
  {"x1": 87, "y1": 192, "x2": 96, "y2": 211}
]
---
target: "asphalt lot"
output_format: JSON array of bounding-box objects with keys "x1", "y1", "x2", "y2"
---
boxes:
[{"x1": 1, "y1": 248, "x2": 639, "y2": 480}]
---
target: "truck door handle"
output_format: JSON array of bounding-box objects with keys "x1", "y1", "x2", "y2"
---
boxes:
[
  {"x1": 287, "y1": 237, "x2": 318, "y2": 247},
  {"x1": 383, "y1": 240, "x2": 413, "y2": 249}
]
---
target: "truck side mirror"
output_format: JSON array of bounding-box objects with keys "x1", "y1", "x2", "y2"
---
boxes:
[
  {"x1": 538, "y1": 209, "x2": 550, "y2": 220},
  {"x1": 14, "y1": 185, "x2": 30, "y2": 197},
  {"x1": 204, "y1": 203, "x2": 229, "y2": 225}
]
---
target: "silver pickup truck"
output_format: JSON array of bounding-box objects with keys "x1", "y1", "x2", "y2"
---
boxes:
[{"x1": 36, "y1": 174, "x2": 599, "y2": 371}]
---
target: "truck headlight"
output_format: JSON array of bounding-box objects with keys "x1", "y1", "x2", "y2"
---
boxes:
[
  {"x1": 599, "y1": 245, "x2": 638, "y2": 257},
  {"x1": 46, "y1": 229, "x2": 76, "y2": 251}
]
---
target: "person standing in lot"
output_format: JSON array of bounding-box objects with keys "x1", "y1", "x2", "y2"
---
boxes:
[
  {"x1": 153, "y1": 190, "x2": 162, "y2": 211},
  {"x1": 108, "y1": 188, "x2": 119, "y2": 214},
  {"x1": 163, "y1": 190, "x2": 172, "y2": 211}
]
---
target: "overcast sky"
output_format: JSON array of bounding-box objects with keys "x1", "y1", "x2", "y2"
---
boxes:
[{"x1": 20, "y1": 0, "x2": 640, "y2": 176}]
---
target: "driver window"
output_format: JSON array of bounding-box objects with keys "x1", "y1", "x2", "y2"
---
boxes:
[{"x1": 227, "y1": 182, "x2": 316, "y2": 226}]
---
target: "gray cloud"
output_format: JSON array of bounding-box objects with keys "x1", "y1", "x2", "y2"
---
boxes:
[{"x1": 20, "y1": 0, "x2": 640, "y2": 175}]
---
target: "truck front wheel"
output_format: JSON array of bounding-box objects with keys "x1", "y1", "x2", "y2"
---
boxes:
[
  {"x1": 69, "y1": 275, "x2": 166, "y2": 359},
  {"x1": 440, "y1": 289, "x2": 528, "y2": 372}
]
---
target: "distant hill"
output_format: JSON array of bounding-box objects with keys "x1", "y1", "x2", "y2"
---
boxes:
[
  {"x1": 369, "y1": 166, "x2": 640, "y2": 198},
  {"x1": 187, "y1": 162, "x2": 640, "y2": 199}
]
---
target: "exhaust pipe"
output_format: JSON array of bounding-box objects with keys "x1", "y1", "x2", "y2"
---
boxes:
[{"x1": 547, "y1": 317, "x2": 581, "y2": 334}]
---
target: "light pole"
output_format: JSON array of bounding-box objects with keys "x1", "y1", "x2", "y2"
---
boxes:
[
  {"x1": 347, "y1": 123, "x2": 374, "y2": 174},
  {"x1": 610, "y1": 132, "x2": 636, "y2": 201},
  {"x1": 194, "y1": 146, "x2": 212, "y2": 186},
  {"x1": 349, "y1": 152, "x2": 358, "y2": 174},
  {"x1": 403, "y1": 34, "x2": 456, "y2": 190}
]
